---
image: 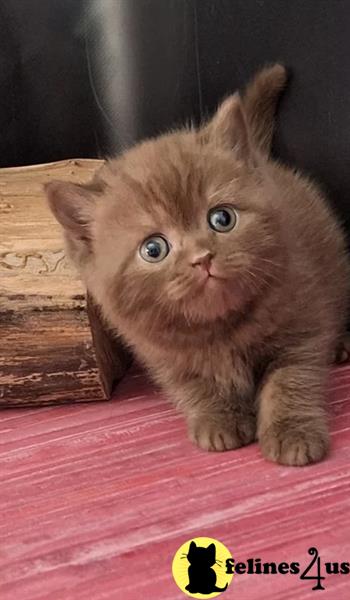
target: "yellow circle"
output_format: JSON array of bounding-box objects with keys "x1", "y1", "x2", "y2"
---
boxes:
[{"x1": 172, "y1": 537, "x2": 234, "y2": 598}]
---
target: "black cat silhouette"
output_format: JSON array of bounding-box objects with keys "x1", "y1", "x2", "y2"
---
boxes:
[{"x1": 185, "y1": 540, "x2": 228, "y2": 594}]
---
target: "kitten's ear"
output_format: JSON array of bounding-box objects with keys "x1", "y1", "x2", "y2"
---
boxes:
[
  {"x1": 189, "y1": 541, "x2": 197, "y2": 552},
  {"x1": 45, "y1": 180, "x2": 98, "y2": 264},
  {"x1": 201, "y1": 93, "x2": 253, "y2": 163},
  {"x1": 241, "y1": 64, "x2": 287, "y2": 155},
  {"x1": 45, "y1": 180, "x2": 96, "y2": 239}
]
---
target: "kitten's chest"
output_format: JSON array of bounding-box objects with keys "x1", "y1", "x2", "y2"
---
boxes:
[
  {"x1": 121, "y1": 314, "x2": 271, "y2": 384},
  {"x1": 143, "y1": 336, "x2": 253, "y2": 382}
]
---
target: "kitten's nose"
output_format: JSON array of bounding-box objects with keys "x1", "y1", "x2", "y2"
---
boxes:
[{"x1": 191, "y1": 252, "x2": 213, "y2": 272}]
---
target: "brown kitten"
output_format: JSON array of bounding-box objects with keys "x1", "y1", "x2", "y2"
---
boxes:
[{"x1": 46, "y1": 65, "x2": 350, "y2": 466}]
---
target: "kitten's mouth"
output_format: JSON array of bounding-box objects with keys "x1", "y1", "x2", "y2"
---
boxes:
[
  {"x1": 200, "y1": 269, "x2": 227, "y2": 285},
  {"x1": 208, "y1": 271, "x2": 225, "y2": 280},
  {"x1": 193, "y1": 271, "x2": 229, "y2": 296},
  {"x1": 206, "y1": 273, "x2": 225, "y2": 285}
]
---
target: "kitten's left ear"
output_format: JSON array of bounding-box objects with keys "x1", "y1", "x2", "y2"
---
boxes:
[
  {"x1": 45, "y1": 179, "x2": 99, "y2": 267},
  {"x1": 201, "y1": 93, "x2": 254, "y2": 164},
  {"x1": 45, "y1": 180, "x2": 97, "y2": 238}
]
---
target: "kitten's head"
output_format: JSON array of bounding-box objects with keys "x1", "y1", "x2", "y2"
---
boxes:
[
  {"x1": 187, "y1": 541, "x2": 216, "y2": 567},
  {"x1": 46, "y1": 93, "x2": 284, "y2": 331}
]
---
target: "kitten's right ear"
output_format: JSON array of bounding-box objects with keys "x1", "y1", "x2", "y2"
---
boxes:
[
  {"x1": 189, "y1": 541, "x2": 197, "y2": 551},
  {"x1": 200, "y1": 63, "x2": 287, "y2": 161},
  {"x1": 242, "y1": 63, "x2": 288, "y2": 155}
]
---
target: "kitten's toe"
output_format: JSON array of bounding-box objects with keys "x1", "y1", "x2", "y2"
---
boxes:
[
  {"x1": 259, "y1": 422, "x2": 329, "y2": 466},
  {"x1": 190, "y1": 424, "x2": 239, "y2": 452},
  {"x1": 188, "y1": 416, "x2": 256, "y2": 452}
]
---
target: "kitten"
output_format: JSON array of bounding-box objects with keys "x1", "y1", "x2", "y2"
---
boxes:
[
  {"x1": 46, "y1": 65, "x2": 350, "y2": 466},
  {"x1": 185, "y1": 541, "x2": 228, "y2": 594}
]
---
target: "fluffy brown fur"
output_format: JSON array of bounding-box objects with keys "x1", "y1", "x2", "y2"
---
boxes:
[{"x1": 46, "y1": 65, "x2": 350, "y2": 465}]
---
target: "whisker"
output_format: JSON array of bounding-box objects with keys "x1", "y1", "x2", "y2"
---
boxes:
[
  {"x1": 258, "y1": 256, "x2": 283, "y2": 268},
  {"x1": 244, "y1": 269, "x2": 262, "y2": 293},
  {"x1": 251, "y1": 264, "x2": 282, "y2": 285},
  {"x1": 242, "y1": 267, "x2": 279, "y2": 296}
]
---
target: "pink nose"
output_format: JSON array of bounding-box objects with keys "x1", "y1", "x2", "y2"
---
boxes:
[{"x1": 191, "y1": 252, "x2": 213, "y2": 272}]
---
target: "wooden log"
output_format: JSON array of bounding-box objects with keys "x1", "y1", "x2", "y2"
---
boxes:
[{"x1": 0, "y1": 159, "x2": 131, "y2": 407}]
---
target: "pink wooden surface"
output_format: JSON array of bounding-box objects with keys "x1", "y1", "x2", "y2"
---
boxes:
[{"x1": 1, "y1": 365, "x2": 350, "y2": 599}]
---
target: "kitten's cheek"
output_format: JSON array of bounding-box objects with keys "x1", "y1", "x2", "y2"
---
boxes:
[{"x1": 215, "y1": 280, "x2": 243, "y2": 308}]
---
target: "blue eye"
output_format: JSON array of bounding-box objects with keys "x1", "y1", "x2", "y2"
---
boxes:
[
  {"x1": 140, "y1": 235, "x2": 170, "y2": 263},
  {"x1": 208, "y1": 205, "x2": 238, "y2": 233}
]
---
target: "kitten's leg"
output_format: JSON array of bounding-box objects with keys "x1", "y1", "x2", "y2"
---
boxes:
[
  {"x1": 171, "y1": 366, "x2": 256, "y2": 452},
  {"x1": 257, "y1": 363, "x2": 329, "y2": 466}
]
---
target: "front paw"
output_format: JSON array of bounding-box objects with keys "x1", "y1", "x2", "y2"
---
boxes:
[
  {"x1": 188, "y1": 415, "x2": 256, "y2": 452},
  {"x1": 259, "y1": 422, "x2": 329, "y2": 466}
]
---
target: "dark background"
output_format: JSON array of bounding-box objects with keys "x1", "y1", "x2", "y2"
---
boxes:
[{"x1": 1, "y1": 0, "x2": 350, "y2": 232}]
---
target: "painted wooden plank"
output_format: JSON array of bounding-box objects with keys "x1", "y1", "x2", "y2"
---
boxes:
[{"x1": 0, "y1": 366, "x2": 349, "y2": 599}]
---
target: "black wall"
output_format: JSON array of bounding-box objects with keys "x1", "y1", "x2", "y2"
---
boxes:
[{"x1": 1, "y1": 0, "x2": 350, "y2": 231}]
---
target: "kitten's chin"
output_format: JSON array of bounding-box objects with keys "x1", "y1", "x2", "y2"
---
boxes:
[
  {"x1": 184, "y1": 279, "x2": 248, "y2": 323},
  {"x1": 205, "y1": 275, "x2": 227, "y2": 290}
]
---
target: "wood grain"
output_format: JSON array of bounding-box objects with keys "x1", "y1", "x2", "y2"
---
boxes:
[
  {"x1": 0, "y1": 365, "x2": 350, "y2": 599},
  {"x1": 0, "y1": 309, "x2": 104, "y2": 406},
  {"x1": 0, "y1": 159, "x2": 130, "y2": 406},
  {"x1": 0, "y1": 158, "x2": 101, "y2": 312}
]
